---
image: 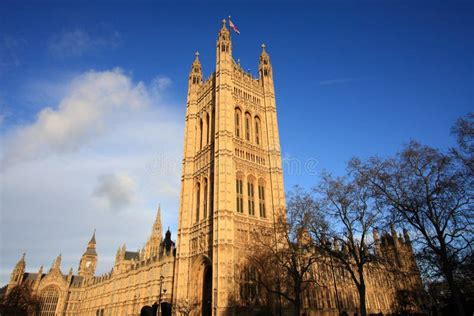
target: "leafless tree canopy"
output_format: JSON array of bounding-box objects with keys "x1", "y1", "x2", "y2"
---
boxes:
[
  {"x1": 350, "y1": 139, "x2": 473, "y2": 316},
  {"x1": 246, "y1": 186, "x2": 326, "y2": 316},
  {"x1": 309, "y1": 173, "x2": 384, "y2": 316}
]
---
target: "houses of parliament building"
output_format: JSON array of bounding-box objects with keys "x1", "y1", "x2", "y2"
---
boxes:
[{"x1": 5, "y1": 20, "x2": 424, "y2": 316}]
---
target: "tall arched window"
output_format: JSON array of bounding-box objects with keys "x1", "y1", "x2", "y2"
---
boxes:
[
  {"x1": 40, "y1": 286, "x2": 60, "y2": 316},
  {"x1": 199, "y1": 119, "x2": 203, "y2": 150},
  {"x1": 235, "y1": 108, "x2": 242, "y2": 138},
  {"x1": 255, "y1": 116, "x2": 261, "y2": 145},
  {"x1": 236, "y1": 174, "x2": 244, "y2": 213},
  {"x1": 203, "y1": 178, "x2": 208, "y2": 218},
  {"x1": 206, "y1": 113, "x2": 210, "y2": 145},
  {"x1": 258, "y1": 180, "x2": 266, "y2": 218},
  {"x1": 240, "y1": 265, "x2": 258, "y2": 303},
  {"x1": 245, "y1": 113, "x2": 251, "y2": 141},
  {"x1": 247, "y1": 177, "x2": 255, "y2": 216},
  {"x1": 195, "y1": 182, "x2": 200, "y2": 223}
]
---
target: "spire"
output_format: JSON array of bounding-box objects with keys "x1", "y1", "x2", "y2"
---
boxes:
[
  {"x1": 221, "y1": 18, "x2": 228, "y2": 32},
  {"x1": 89, "y1": 229, "x2": 96, "y2": 245},
  {"x1": 189, "y1": 52, "x2": 203, "y2": 88},
  {"x1": 373, "y1": 228, "x2": 380, "y2": 243},
  {"x1": 216, "y1": 18, "x2": 232, "y2": 65},
  {"x1": 259, "y1": 43, "x2": 272, "y2": 82},
  {"x1": 10, "y1": 253, "x2": 26, "y2": 284},
  {"x1": 16, "y1": 253, "x2": 26, "y2": 266},
  {"x1": 83, "y1": 230, "x2": 97, "y2": 256},
  {"x1": 13, "y1": 253, "x2": 26, "y2": 272},
  {"x1": 192, "y1": 51, "x2": 201, "y2": 68},
  {"x1": 152, "y1": 205, "x2": 163, "y2": 239},
  {"x1": 403, "y1": 228, "x2": 411, "y2": 245},
  {"x1": 51, "y1": 254, "x2": 62, "y2": 271}
]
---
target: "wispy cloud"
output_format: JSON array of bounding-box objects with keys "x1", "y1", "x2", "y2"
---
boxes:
[
  {"x1": 48, "y1": 27, "x2": 121, "y2": 57},
  {"x1": 0, "y1": 69, "x2": 182, "y2": 284},
  {"x1": 1, "y1": 68, "x2": 149, "y2": 167},
  {"x1": 318, "y1": 77, "x2": 370, "y2": 86},
  {"x1": 94, "y1": 173, "x2": 137, "y2": 211}
]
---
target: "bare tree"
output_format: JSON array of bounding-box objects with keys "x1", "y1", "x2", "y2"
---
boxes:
[
  {"x1": 451, "y1": 112, "x2": 474, "y2": 174},
  {"x1": 247, "y1": 186, "x2": 326, "y2": 316},
  {"x1": 310, "y1": 173, "x2": 384, "y2": 316},
  {"x1": 350, "y1": 141, "x2": 473, "y2": 316}
]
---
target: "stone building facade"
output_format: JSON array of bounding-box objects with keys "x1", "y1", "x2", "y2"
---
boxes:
[
  {"x1": 5, "y1": 20, "x2": 424, "y2": 316},
  {"x1": 7, "y1": 208, "x2": 175, "y2": 316}
]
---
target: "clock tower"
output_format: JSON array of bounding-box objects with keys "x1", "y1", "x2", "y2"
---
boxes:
[{"x1": 78, "y1": 230, "x2": 98, "y2": 277}]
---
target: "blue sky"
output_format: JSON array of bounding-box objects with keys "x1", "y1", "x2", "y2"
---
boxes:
[{"x1": 1, "y1": 1, "x2": 472, "y2": 283}]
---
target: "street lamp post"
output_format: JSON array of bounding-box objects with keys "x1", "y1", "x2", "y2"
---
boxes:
[
  {"x1": 328, "y1": 242, "x2": 342, "y2": 316},
  {"x1": 157, "y1": 275, "x2": 164, "y2": 316}
]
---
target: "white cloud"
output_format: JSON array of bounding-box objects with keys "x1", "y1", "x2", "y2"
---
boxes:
[
  {"x1": 48, "y1": 28, "x2": 121, "y2": 57},
  {"x1": 0, "y1": 70, "x2": 183, "y2": 285},
  {"x1": 94, "y1": 173, "x2": 137, "y2": 211},
  {"x1": 1, "y1": 69, "x2": 149, "y2": 167}
]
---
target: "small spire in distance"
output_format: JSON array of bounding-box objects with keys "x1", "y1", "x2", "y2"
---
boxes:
[{"x1": 89, "y1": 229, "x2": 96, "y2": 244}]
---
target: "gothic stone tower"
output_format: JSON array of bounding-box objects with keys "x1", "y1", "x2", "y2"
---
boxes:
[
  {"x1": 78, "y1": 231, "x2": 97, "y2": 278},
  {"x1": 173, "y1": 20, "x2": 285, "y2": 315}
]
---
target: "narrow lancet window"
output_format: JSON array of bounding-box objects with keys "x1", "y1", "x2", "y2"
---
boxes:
[
  {"x1": 236, "y1": 176, "x2": 244, "y2": 213},
  {"x1": 248, "y1": 179, "x2": 255, "y2": 216},
  {"x1": 258, "y1": 183, "x2": 266, "y2": 218},
  {"x1": 196, "y1": 182, "x2": 200, "y2": 222}
]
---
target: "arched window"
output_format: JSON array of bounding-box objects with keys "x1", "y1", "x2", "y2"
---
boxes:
[
  {"x1": 258, "y1": 180, "x2": 266, "y2": 218},
  {"x1": 247, "y1": 177, "x2": 255, "y2": 216},
  {"x1": 236, "y1": 174, "x2": 244, "y2": 213},
  {"x1": 245, "y1": 113, "x2": 251, "y2": 141},
  {"x1": 199, "y1": 119, "x2": 203, "y2": 150},
  {"x1": 206, "y1": 113, "x2": 210, "y2": 145},
  {"x1": 235, "y1": 108, "x2": 241, "y2": 138},
  {"x1": 196, "y1": 182, "x2": 200, "y2": 223},
  {"x1": 203, "y1": 178, "x2": 208, "y2": 218},
  {"x1": 40, "y1": 286, "x2": 60, "y2": 316},
  {"x1": 240, "y1": 265, "x2": 258, "y2": 303},
  {"x1": 254, "y1": 116, "x2": 261, "y2": 145}
]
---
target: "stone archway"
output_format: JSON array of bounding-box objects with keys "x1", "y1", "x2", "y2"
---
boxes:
[{"x1": 202, "y1": 265, "x2": 212, "y2": 316}]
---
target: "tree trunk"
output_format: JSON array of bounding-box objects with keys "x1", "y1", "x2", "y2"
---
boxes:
[
  {"x1": 358, "y1": 282, "x2": 367, "y2": 316},
  {"x1": 445, "y1": 269, "x2": 465, "y2": 316},
  {"x1": 294, "y1": 288, "x2": 301, "y2": 316}
]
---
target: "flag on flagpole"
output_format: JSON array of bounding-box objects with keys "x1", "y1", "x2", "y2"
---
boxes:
[{"x1": 228, "y1": 17, "x2": 240, "y2": 35}]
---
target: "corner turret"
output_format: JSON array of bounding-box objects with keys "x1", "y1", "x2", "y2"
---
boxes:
[
  {"x1": 9, "y1": 253, "x2": 26, "y2": 285},
  {"x1": 189, "y1": 52, "x2": 203, "y2": 91},
  {"x1": 216, "y1": 19, "x2": 232, "y2": 68}
]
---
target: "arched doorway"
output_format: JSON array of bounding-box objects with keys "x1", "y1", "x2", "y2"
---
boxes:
[
  {"x1": 161, "y1": 302, "x2": 172, "y2": 316},
  {"x1": 202, "y1": 266, "x2": 212, "y2": 316}
]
